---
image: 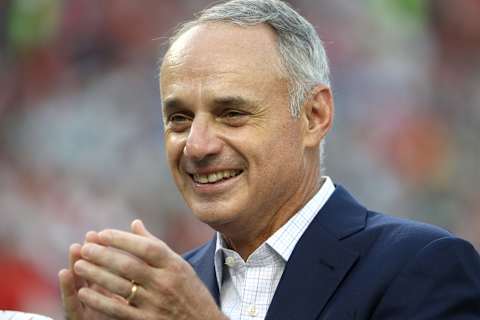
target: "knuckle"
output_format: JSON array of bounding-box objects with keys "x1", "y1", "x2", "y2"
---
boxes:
[
  {"x1": 144, "y1": 240, "x2": 166, "y2": 262},
  {"x1": 143, "y1": 241, "x2": 159, "y2": 257},
  {"x1": 152, "y1": 273, "x2": 175, "y2": 294},
  {"x1": 119, "y1": 260, "x2": 136, "y2": 276},
  {"x1": 172, "y1": 253, "x2": 193, "y2": 273},
  {"x1": 169, "y1": 258, "x2": 186, "y2": 274},
  {"x1": 142, "y1": 239, "x2": 180, "y2": 268}
]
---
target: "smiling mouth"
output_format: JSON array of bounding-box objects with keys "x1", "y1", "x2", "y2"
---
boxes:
[{"x1": 190, "y1": 169, "x2": 243, "y2": 184}]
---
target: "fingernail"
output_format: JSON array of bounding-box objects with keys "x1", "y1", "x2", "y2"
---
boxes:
[
  {"x1": 85, "y1": 231, "x2": 97, "y2": 241},
  {"x1": 98, "y1": 230, "x2": 112, "y2": 242},
  {"x1": 78, "y1": 287, "x2": 88, "y2": 300},
  {"x1": 58, "y1": 269, "x2": 68, "y2": 278},
  {"x1": 73, "y1": 260, "x2": 83, "y2": 272},
  {"x1": 132, "y1": 219, "x2": 142, "y2": 228}
]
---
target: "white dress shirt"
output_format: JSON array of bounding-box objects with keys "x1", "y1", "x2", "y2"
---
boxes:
[{"x1": 214, "y1": 176, "x2": 335, "y2": 320}]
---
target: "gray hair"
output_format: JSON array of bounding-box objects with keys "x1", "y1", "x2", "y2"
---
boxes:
[{"x1": 167, "y1": 0, "x2": 331, "y2": 118}]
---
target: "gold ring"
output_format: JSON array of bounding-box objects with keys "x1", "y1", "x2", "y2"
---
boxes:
[{"x1": 126, "y1": 281, "x2": 138, "y2": 305}]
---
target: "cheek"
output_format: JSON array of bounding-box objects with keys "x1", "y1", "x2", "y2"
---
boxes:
[
  {"x1": 258, "y1": 125, "x2": 303, "y2": 163},
  {"x1": 244, "y1": 130, "x2": 303, "y2": 180},
  {"x1": 164, "y1": 133, "x2": 186, "y2": 172},
  {"x1": 255, "y1": 128, "x2": 304, "y2": 183}
]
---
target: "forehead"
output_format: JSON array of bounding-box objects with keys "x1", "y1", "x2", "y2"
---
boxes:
[{"x1": 160, "y1": 22, "x2": 285, "y2": 86}]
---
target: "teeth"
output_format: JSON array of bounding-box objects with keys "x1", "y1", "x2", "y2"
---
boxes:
[
  {"x1": 208, "y1": 173, "x2": 217, "y2": 183},
  {"x1": 193, "y1": 170, "x2": 241, "y2": 184}
]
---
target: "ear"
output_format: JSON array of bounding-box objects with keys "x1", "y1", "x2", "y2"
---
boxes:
[{"x1": 302, "y1": 85, "x2": 334, "y2": 148}]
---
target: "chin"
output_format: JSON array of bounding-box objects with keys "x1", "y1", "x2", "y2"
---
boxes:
[{"x1": 189, "y1": 201, "x2": 241, "y2": 229}]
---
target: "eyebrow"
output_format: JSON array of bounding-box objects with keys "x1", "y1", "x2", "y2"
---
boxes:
[
  {"x1": 162, "y1": 97, "x2": 186, "y2": 115},
  {"x1": 212, "y1": 96, "x2": 262, "y2": 113},
  {"x1": 162, "y1": 95, "x2": 259, "y2": 115},
  {"x1": 212, "y1": 96, "x2": 250, "y2": 108}
]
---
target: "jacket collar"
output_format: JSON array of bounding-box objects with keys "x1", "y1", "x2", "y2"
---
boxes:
[{"x1": 187, "y1": 235, "x2": 220, "y2": 305}]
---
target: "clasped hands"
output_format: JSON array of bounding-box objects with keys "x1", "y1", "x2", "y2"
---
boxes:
[{"x1": 58, "y1": 220, "x2": 226, "y2": 320}]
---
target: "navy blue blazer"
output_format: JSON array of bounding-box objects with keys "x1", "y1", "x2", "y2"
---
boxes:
[{"x1": 184, "y1": 185, "x2": 480, "y2": 319}]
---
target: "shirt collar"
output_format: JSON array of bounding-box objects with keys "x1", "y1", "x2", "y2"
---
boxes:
[
  {"x1": 214, "y1": 176, "x2": 335, "y2": 287},
  {"x1": 266, "y1": 176, "x2": 335, "y2": 261}
]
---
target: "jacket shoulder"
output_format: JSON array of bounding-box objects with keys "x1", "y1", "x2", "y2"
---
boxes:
[{"x1": 365, "y1": 211, "x2": 453, "y2": 249}]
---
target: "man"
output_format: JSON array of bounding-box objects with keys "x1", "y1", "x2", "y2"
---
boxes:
[{"x1": 59, "y1": 0, "x2": 480, "y2": 319}]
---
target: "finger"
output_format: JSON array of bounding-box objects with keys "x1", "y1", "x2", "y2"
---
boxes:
[
  {"x1": 92, "y1": 284, "x2": 128, "y2": 302},
  {"x1": 69, "y1": 243, "x2": 86, "y2": 290},
  {"x1": 80, "y1": 243, "x2": 151, "y2": 284},
  {"x1": 74, "y1": 259, "x2": 134, "y2": 301},
  {"x1": 85, "y1": 230, "x2": 100, "y2": 244},
  {"x1": 59, "y1": 269, "x2": 84, "y2": 320},
  {"x1": 69, "y1": 243, "x2": 82, "y2": 270},
  {"x1": 98, "y1": 229, "x2": 174, "y2": 268},
  {"x1": 131, "y1": 219, "x2": 157, "y2": 240},
  {"x1": 78, "y1": 287, "x2": 141, "y2": 320}
]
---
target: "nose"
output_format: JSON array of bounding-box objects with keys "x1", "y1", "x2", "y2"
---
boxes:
[{"x1": 184, "y1": 115, "x2": 223, "y2": 161}]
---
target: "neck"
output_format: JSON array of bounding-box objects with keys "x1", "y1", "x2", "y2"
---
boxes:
[{"x1": 221, "y1": 165, "x2": 324, "y2": 260}]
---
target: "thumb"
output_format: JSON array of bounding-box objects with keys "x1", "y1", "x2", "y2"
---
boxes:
[{"x1": 131, "y1": 219, "x2": 157, "y2": 240}]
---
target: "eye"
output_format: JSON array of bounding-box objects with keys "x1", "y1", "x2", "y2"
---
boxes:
[
  {"x1": 218, "y1": 109, "x2": 249, "y2": 126},
  {"x1": 220, "y1": 109, "x2": 250, "y2": 119},
  {"x1": 166, "y1": 113, "x2": 192, "y2": 132},
  {"x1": 222, "y1": 110, "x2": 244, "y2": 118},
  {"x1": 168, "y1": 113, "x2": 191, "y2": 123}
]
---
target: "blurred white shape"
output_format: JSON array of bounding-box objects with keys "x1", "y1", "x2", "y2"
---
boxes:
[{"x1": 0, "y1": 311, "x2": 52, "y2": 320}]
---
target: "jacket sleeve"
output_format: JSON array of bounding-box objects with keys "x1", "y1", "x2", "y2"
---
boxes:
[{"x1": 371, "y1": 237, "x2": 480, "y2": 319}]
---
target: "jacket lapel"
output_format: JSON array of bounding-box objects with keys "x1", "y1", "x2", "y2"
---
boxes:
[
  {"x1": 187, "y1": 236, "x2": 220, "y2": 305},
  {"x1": 265, "y1": 186, "x2": 367, "y2": 320}
]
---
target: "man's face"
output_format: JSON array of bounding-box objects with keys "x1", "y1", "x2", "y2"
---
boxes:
[{"x1": 160, "y1": 23, "x2": 312, "y2": 236}]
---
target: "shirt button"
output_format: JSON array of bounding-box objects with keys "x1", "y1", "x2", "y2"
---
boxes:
[
  {"x1": 247, "y1": 305, "x2": 257, "y2": 317},
  {"x1": 225, "y1": 256, "x2": 235, "y2": 267}
]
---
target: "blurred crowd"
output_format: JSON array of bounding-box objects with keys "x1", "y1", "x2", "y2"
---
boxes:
[{"x1": 0, "y1": 0, "x2": 479, "y2": 318}]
